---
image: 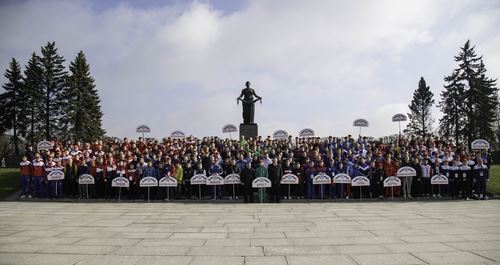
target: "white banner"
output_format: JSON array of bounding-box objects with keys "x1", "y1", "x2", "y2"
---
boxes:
[
  {"x1": 206, "y1": 174, "x2": 224, "y2": 186},
  {"x1": 471, "y1": 139, "x2": 490, "y2": 150},
  {"x1": 140, "y1": 176, "x2": 158, "y2": 187},
  {"x1": 112, "y1": 177, "x2": 130, "y2": 188},
  {"x1": 351, "y1": 176, "x2": 370, "y2": 186},
  {"x1": 383, "y1": 176, "x2": 401, "y2": 187},
  {"x1": 273, "y1": 130, "x2": 289, "y2": 140},
  {"x1": 136, "y1": 124, "x2": 151, "y2": 133},
  {"x1": 159, "y1": 176, "x2": 178, "y2": 187},
  {"x1": 78, "y1": 174, "x2": 95, "y2": 185},
  {"x1": 170, "y1": 130, "x2": 186, "y2": 139},
  {"x1": 313, "y1": 173, "x2": 331, "y2": 185},
  {"x1": 224, "y1": 174, "x2": 241, "y2": 185},
  {"x1": 222, "y1": 124, "x2": 237, "y2": 133},
  {"x1": 47, "y1": 170, "x2": 64, "y2": 181},
  {"x1": 431, "y1": 174, "x2": 449, "y2": 185},
  {"x1": 353, "y1": 118, "x2": 369, "y2": 127},
  {"x1": 280, "y1": 173, "x2": 299, "y2": 184},
  {"x1": 299, "y1": 128, "x2": 315, "y2": 138},
  {"x1": 333, "y1": 173, "x2": 352, "y2": 184},
  {"x1": 191, "y1": 174, "x2": 207, "y2": 185},
  {"x1": 397, "y1": 166, "x2": 417, "y2": 177},
  {"x1": 37, "y1": 140, "x2": 53, "y2": 151},
  {"x1": 392, "y1": 113, "x2": 407, "y2": 122},
  {"x1": 252, "y1": 177, "x2": 272, "y2": 188}
]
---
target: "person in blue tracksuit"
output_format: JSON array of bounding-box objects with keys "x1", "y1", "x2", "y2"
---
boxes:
[
  {"x1": 440, "y1": 161, "x2": 451, "y2": 196},
  {"x1": 458, "y1": 161, "x2": 472, "y2": 200},
  {"x1": 473, "y1": 159, "x2": 489, "y2": 200},
  {"x1": 449, "y1": 159, "x2": 461, "y2": 198},
  {"x1": 326, "y1": 160, "x2": 337, "y2": 199},
  {"x1": 209, "y1": 159, "x2": 223, "y2": 199},
  {"x1": 357, "y1": 158, "x2": 370, "y2": 198},
  {"x1": 304, "y1": 161, "x2": 316, "y2": 199},
  {"x1": 142, "y1": 161, "x2": 157, "y2": 200}
]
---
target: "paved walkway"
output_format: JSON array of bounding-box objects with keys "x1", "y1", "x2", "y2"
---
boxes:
[{"x1": 0, "y1": 201, "x2": 499, "y2": 265}]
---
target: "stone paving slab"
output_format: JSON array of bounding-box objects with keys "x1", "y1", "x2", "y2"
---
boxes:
[{"x1": 0, "y1": 201, "x2": 499, "y2": 265}]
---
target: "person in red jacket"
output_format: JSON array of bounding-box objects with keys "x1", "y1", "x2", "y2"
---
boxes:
[
  {"x1": 19, "y1": 156, "x2": 32, "y2": 199},
  {"x1": 32, "y1": 154, "x2": 45, "y2": 198}
]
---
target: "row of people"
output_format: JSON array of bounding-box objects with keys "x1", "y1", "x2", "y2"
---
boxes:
[{"x1": 19, "y1": 150, "x2": 490, "y2": 201}]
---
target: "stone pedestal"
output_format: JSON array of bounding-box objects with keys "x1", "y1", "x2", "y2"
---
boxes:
[{"x1": 240, "y1": 123, "x2": 258, "y2": 140}]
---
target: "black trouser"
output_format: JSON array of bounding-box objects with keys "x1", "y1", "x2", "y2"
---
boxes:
[
  {"x1": 413, "y1": 177, "x2": 422, "y2": 196},
  {"x1": 421, "y1": 178, "x2": 431, "y2": 196},
  {"x1": 104, "y1": 177, "x2": 113, "y2": 198},
  {"x1": 184, "y1": 181, "x2": 191, "y2": 199},
  {"x1": 270, "y1": 183, "x2": 281, "y2": 203},
  {"x1": 457, "y1": 176, "x2": 466, "y2": 198},
  {"x1": 449, "y1": 177, "x2": 458, "y2": 197},
  {"x1": 465, "y1": 175, "x2": 473, "y2": 198},
  {"x1": 375, "y1": 180, "x2": 383, "y2": 197},
  {"x1": 242, "y1": 184, "x2": 253, "y2": 203},
  {"x1": 95, "y1": 176, "x2": 104, "y2": 198},
  {"x1": 128, "y1": 184, "x2": 139, "y2": 200},
  {"x1": 64, "y1": 178, "x2": 77, "y2": 197}
]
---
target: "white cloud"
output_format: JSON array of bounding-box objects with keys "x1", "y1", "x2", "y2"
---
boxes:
[{"x1": 0, "y1": 0, "x2": 499, "y2": 139}]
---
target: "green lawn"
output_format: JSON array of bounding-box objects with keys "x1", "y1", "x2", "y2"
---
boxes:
[
  {"x1": 0, "y1": 165, "x2": 499, "y2": 200},
  {"x1": 488, "y1": 165, "x2": 500, "y2": 196},
  {"x1": 0, "y1": 168, "x2": 19, "y2": 199}
]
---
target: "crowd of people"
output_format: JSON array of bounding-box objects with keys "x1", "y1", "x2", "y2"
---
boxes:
[{"x1": 18, "y1": 134, "x2": 492, "y2": 202}]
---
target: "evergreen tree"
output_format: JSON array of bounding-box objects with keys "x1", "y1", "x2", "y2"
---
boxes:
[
  {"x1": 439, "y1": 70, "x2": 466, "y2": 146},
  {"x1": 21, "y1": 53, "x2": 44, "y2": 147},
  {"x1": 0, "y1": 58, "x2": 25, "y2": 155},
  {"x1": 439, "y1": 40, "x2": 498, "y2": 146},
  {"x1": 39, "y1": 42, "x2": 67, "y2": 140},
  {"x1": 473, "y1": 60, "x2": 498, "y2": 142},
  {"x1": 62, "y1": 51, "x2": 105, "y2": 142},
  {"x1": 407, "y1": 77, "x2": 435, "y2": 138}
]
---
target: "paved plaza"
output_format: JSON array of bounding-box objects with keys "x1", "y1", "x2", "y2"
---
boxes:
[{"x1": 0, "y1": 201, "x2": 499, "y2": 265}]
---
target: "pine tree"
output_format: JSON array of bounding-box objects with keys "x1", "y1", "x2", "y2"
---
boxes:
[
  {"x1": 473, "y1": 60, "x2": 498, "y2": 142},
  {"x1": 0, "y1": 58, "x2": 25, "y2": 155},
  {"x1": 62, "y1": 51, "x2": 105, "y2": 142},
  {"x1": 439, "y1": 70, "x2": 466, "y2": 146},
  {"x1": 407, "y1": 77, "x2": 435, "y2": 138},
  {"x1": 39, "y1": 42, "x2": 67, "y2": 141},
  {"x1": 439, "y1": 40, "x2": 498, "y2": 146},
  {"x1": 21, "y1": 53, "x2": 44, "y2": 147}
]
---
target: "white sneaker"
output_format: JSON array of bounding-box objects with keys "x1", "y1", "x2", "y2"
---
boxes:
[
  {"x1": 235, "y1": 196, "x2": 239, "y2": 200},
  {"x1": 484, "y1": 195, "x2": 489, "y2": 200},
  {"x1": 432, "y1": 194, "x2": 436, "y2": 198},
  {"x1": 20, "y1": 194, "x2": 26, "y2": 199},
  {"x1": 479, "y1": 194, "x2": 483, "y2": 199},
  {"x1": 345, "y1": 196, "x2": 349, "y2": 199},
  {"x1": 437, "y1": 194, "x2": 442, "y2": 198},
  {"x1": 28, "y1": 194, "x2": 32, "y2": 199}
]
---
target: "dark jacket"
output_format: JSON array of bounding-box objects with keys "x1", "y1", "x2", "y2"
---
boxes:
[
  {"x1": 240, "y1": 167, "x2": 255, "y2": 186},
  {"x1": 268, "y1": 163, "x2": 283, "y2": 185}
]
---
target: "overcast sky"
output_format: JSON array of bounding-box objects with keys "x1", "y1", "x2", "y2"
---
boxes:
[{"x1": 1, "y1": 0, "x2": 499, "y2": 139}]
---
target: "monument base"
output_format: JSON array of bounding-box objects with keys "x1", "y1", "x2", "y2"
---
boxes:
[{"x1": 240, "y1": 123, "x2": 258, "y2": 140}]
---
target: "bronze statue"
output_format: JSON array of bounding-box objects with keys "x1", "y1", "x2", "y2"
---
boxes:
[{"x1": 237, "y1": 81, "x2": 262, "y2": 124}]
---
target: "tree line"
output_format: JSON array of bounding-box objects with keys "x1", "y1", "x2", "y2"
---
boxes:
[
  {"x1": 406, "y1": 40, "x2": 498, "y2": 147},
  {"x1": 0, "y1": 42, "x2": 105, "y2": 155}
]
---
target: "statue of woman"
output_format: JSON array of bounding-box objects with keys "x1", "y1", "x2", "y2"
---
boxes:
[{"x1": 237, "y1": 81, "x2": 262, "y2": 124}]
